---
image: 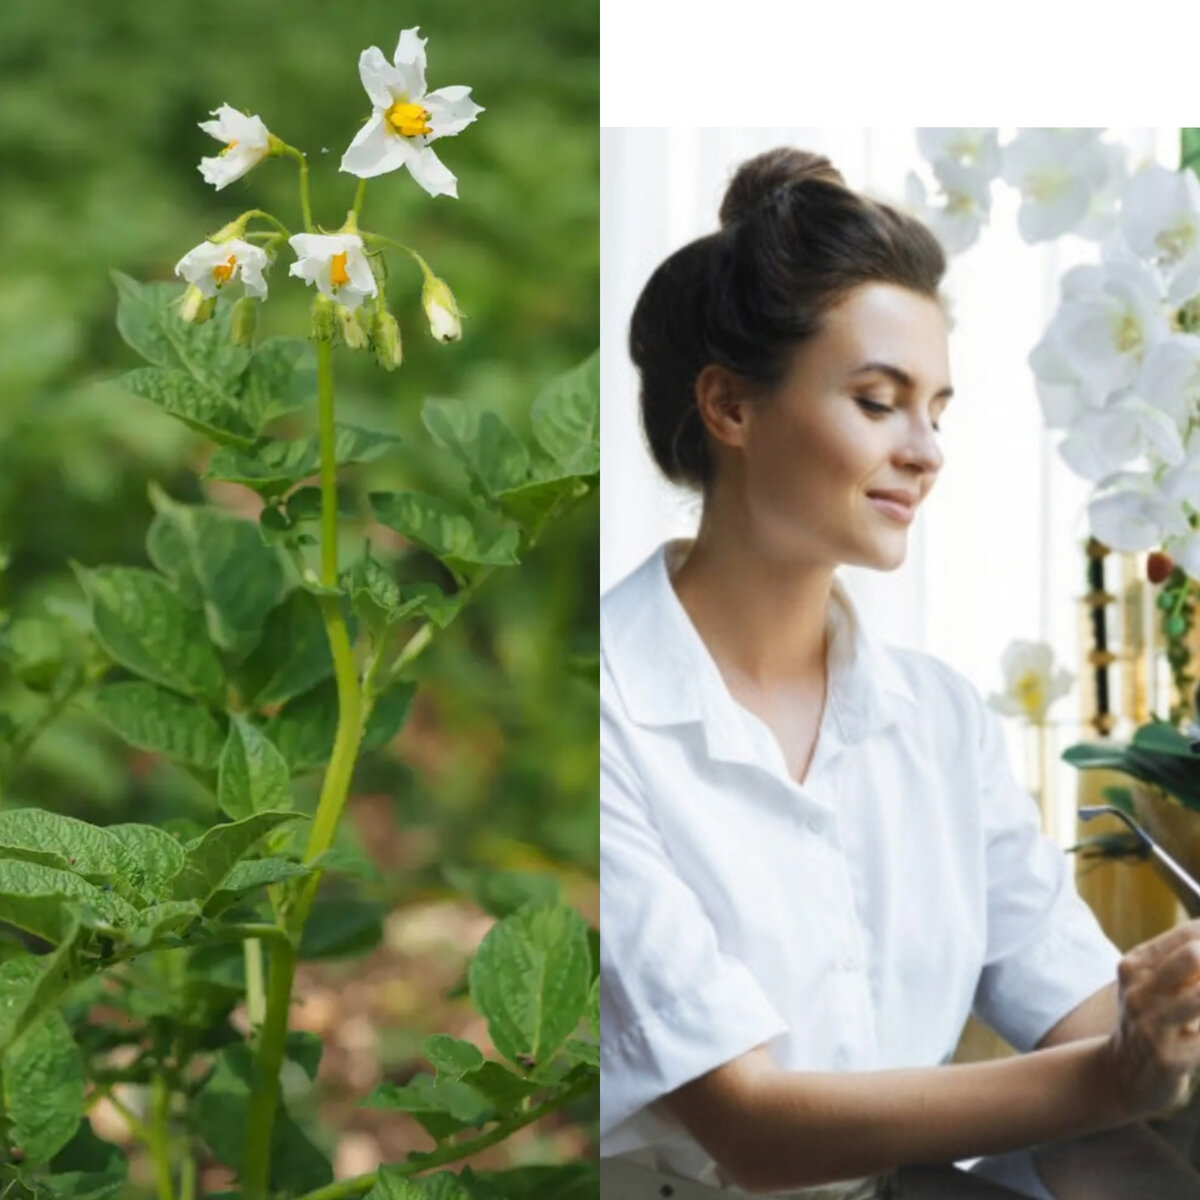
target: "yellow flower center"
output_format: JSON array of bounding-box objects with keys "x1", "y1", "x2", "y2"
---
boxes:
[
  {"x1": 1113, "y1": 311, "x2": 1143, "y2": 355},
  {"x1": 212, "y1": 254, "x2": 238, "y2": 285},
  {"x1": 220, "y1": 139, "x2": 239, "y2": 156},
  {"x1": 1014, "y1": 671, "x2": 1045, "y2": 720},
  {"x1": 385, "y1": 101, "x2": 433, "y2": 138},
  {"x1": 330, "y1": 252, "x2": 350, "y2": 289}
]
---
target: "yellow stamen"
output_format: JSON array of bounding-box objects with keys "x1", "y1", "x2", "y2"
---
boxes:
[
  {"x1": 1014, "y1": 671, "x2": 1046, "y2": 720},
  {"x1": 212, "y1": 254, "x2": 238, "y2": 285},
  {"x1": 330, "y1": 252, "x2": 350, "y2": 289},
  {"x1": 220, "y1": 139, "x2": 239, "y2": 157},
  {"x1": 385, "y1": 101, "x2": 433, "y2": 138}
]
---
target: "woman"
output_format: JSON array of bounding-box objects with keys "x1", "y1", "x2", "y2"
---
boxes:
[{"x1": 599, "y1": 147, "x2": 1200, "y2": 1198}]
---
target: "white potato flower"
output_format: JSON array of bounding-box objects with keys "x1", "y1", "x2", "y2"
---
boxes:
[
  {"x1": 174, "y1": 237, "x2": 269, "y2": 299},
  {"x1": 287, "y1": 233, "x2": 377, "y2": 312},
  {"x1": 340, "y1": 27, "x2": 483, "y2": 197},
  {"x1": 422, "y1": 275, "x2": 462, "y2": 342},
  {"x1": 198, "y1": 104, "x2": 272, "y2": 190}
]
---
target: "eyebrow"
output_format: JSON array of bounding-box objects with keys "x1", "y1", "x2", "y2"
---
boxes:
[{"x1": 849, "y1": 361, "x2": 954, "y2": 400}]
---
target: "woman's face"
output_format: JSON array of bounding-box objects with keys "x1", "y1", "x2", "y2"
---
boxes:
[{"x1": 711, "y1": 282, "x2": 953, "y2": 572}]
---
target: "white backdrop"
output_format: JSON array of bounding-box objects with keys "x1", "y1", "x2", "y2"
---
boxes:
[{"x1": 601, "y1": 127, "x2": 1177, "y2": 843}]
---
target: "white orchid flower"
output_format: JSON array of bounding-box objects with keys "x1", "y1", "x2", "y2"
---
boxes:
[
  {"x1": 987, "y1": 640, "x2": 1073, "y2": 725},
  {"x1": 1052, "y1": 257, "x2": 1168, "y2": 396},
  {"x1": 1120, "y1": 164, "x2": 1200, "y2": 304},
  {"x1": 197, "y1": 104, "x2": 272, "y2": 191},
  {"x1": 340, "y1": 27, "x2": 483, "y2": 197},
  {"x1": 916, "y1": 128, "x2": 1002, "y2": 177},
  {"x1": 174, "y1": 237, "x2": 269, "y2": 299},
  {"x1": 904, "y1": 162, "x2": 991, "y2": 255},
  {"x1": 287, "y1": 233, "x2": 377, "y2": 312},
  {"x1": 1027, "y1": 322, "x2": 1107, "y2": 429},
  {"x1": 1087, "y1": 470, "x2": 1173, "y2": 552},
  {"x1": 1001, "y1": 129, "x2": 1110, "y2": 243},
  {"x1": 1158, "y1": 439, "x2": 1200, "y2": 511},
  {"x1": 1074, "y1": 142, "x2": 1131, "y2": 243},
  {"x1": 1170, "y1": 528, "x2": 1200, "y2": 582},
  {"x1": 1058, "y1": 390, "x2": 1185, "y2": 482},
  {"x1": 1136, "y1": 334, "x2": 1200, "y2": 430}
]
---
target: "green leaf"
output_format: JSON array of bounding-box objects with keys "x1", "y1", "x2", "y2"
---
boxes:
[
  {"x1": 361, "y1": 1072, "x2": 492, "y2": 1135},
  {"x1": 586, "y1": 976, "x2": 598, "y2": 1040},
  {"x1": 0, "y1": 860, "x2": 136, "y2": 943},
  {"x1": 441, "y1": 865, "x2": 561, "y2": 919},
  {"x1": 472, "y1": 1164, "x2": 598, "y2": 1200},
  {"x1": 204, "y1": 856, "x2": 310, "y2": 917},
  {"x1": 423, "y1": 1034, "x2": 484, "y2": 1080},
  {"x1": 118, "y1": 366, "x2": 256, "y2": 448},
  {"x1": 235, "y1": 337, "x2": 313, "y2": 428},
  {"x1": 0, "y1": 809, "x2": 134, "y2": 888},
  {"x1": 422, "y1": 401, "x2": 531, "y2": 500},
  {"x1": 72, "y1": 564, "x2": 225, "y2": 704},
  {"x1": 530, "y1": 351, "x2": 599, "y2": 477},
  {"x1": 370, "y1": 490, "x2": 520, "y2": 579},
  {"x1": 285, "y1": 1030, "x2": 323, "y2": 1082},
  {"x1": 468, "y1": 905, "x2": 592, "y2": 1068},
  {"x1": 2, "y1": 1008, "x2": 85, "y2": 1164},
  {"x1": 458, "y1": 1059, "x2": 538, "y2": 1112},
  {"x1": 494, "y1": 471, "x2": 591, "y2": 532},
  {"x1": 146, "y1": 489, "x2": 287, "y2": 656},
  {"x1": 217, "y1": 714, "x2": 293, "y2": 821},
  {"x1": 44, "y1": 1120, "x2": 128, "y2": 1200},
  {"x1": 236, "y1": 588, "x2": 335, "y2": 709},
  {"x1": 170, "y1": 810, "x2": 306, "y2": 902},
  {"x1": 88, "y1": 681, "x2": 225, "y2": 770},
  {"x1": 561, "y1": 1037, "x2": 599, "y2": 1067},
  {"x1": 345, "y1": 548, "x2": 461, "y2": 633},
  {"x1": 266, "y1": 677, "x2": 415, "y2": 775},
  {"x1": 145, "y1": 507, "x2": 205, "y2": 609},
  {"x1": 298, "y1": 898, "x2": 385, "y2": 959},
  {"x1": 206, "y1": 423, "x2": 400, "y2": 497},
  {"x1": 0, "y1": 918, "x2": 83, "y2": 1053},
  {"x1": 111, "y1": 272, "x2": 249, "y2": 388},
  {"x1": 122, "y1": 900, "x2": 202, "y2": 947},
  {"x1": 103, "y1": 824, "x2": 188, "y2": 898}
]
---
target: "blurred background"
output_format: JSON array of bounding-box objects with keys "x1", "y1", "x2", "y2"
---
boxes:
[{"x1": 0, "y1": 0, "x2": 597, "y2": 1180}]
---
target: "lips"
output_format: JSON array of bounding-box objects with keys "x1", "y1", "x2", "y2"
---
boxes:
[{"x1": 867, "y1": 490, "x2": 918, "y2": 523}]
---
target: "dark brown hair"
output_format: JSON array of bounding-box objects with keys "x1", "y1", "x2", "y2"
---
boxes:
[{"x1": 629, "y1": 147, "x2": 948, "y2": 493}]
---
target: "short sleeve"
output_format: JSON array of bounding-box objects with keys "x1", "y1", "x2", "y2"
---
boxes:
[
  {"x1": 599, "y1": 700, "x2": 789, "y2": 1141},
  {"x1": 970, "y1": 695, "x2": 1121, "y2": 1051}
]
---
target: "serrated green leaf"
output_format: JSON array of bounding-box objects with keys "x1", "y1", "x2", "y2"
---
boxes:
[
  {"x1": 423, "y1": 1034, "x2": 484, "y2": 1080},
  {"x1": 369, "y1": 491, "x2": 520, "y2": 579},
  {"x1": 0, "y1": 860, "x2": 136, "y2": 943},
  {"x1": 111, "y1": 272, "x2": 249, "y2": 388},
  {"x1": 468, "y1": 905, "x2": 591, "y2": 1067},
  {"x1": 88, "y1": 681, "x2": 225, "y2": 770},
  {"x1": 495, "y1": 471, "x2": 591, "y2": 531},
  {"x1": 459, "y1": 1059, "x2": 538, "y2": 1112},
  {"x1": 344, "y1": 548, "x2": 461, "y2": 633},
  {"x1": 73, "y1": 564, "x2": 225, "y2": 703},
  {"x1": 170, "y1": 811, "x2": 305, "y2": 902},
  {"x1": 122, "y1": 900, "x2": 202, "y2": 948},
  {"x1": 364, "y1": 1167, "x2": 423, "y2": 1200},
  {"x1": 0, "y1": 810, "x2": 134, "y2": 887},
  {"x1": 422, "y1": 401, "x2": 531, "y2": 500},
  {"x1": 0, "y1": 918, "x2": 82, "y2": 1053},
  {"x1": 530, "y1": 351, "x2": 599, "y2": 477},
  {"x1": 103, "y1": 824, "x2": 187, "y2": 898},
  {"x1": 441, "y1": 866, "x2": 561, "y2": 919},
  {"x1": 204, "y1": 856, "x2": 310, "y2": 918},
  {"x1": 362, "y1": 1072, "x2": 492, "y2": 1126},
  {"x1": 119, "y1": 366, "x2": 256, "y2": 447},
  {"x1": 236, "y1": 588, "x2": 334, "y2": 709},
  {"x1": 217, "y1": 714, "x2": 293, "y2": 821},
  {"x1": 266, "y1": 678, "x2": 414, "y2": 775},
  {"x1": 236, "y1": 337, "x2": 313, "y2": 428},
  {"x1": 3, "y1": 1008, "x2": 85, "y2": 1164},
  {"x1": 146, "y1": 492, "x2": 286, "y2": 656}
]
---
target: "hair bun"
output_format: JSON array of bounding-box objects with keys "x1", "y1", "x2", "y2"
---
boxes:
[{"x1": 718, "y1": 147, "x2": 846, "y2": 227}]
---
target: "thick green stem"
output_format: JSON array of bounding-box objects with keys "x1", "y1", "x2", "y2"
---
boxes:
[
  {"x1": 352, "y1": 178, "x2": 367, "y2": 220},
  {"x1": 317, "y1": 341, "x2": 338, "y2": 586},
  {"x1": 241, "y1": 939, "x2": 298, "y2": 1196},
  {"x1": 151, "y1": 1075, "x2": 175, "y2": 1200},
  {"x1": 244, "y1": 937, "x2": 266, "y2": 1030}
]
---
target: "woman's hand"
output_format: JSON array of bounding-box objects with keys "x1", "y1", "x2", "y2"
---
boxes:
[{"x1": 1104, "y1": 919, "x2": 1200, "y2": 1118}]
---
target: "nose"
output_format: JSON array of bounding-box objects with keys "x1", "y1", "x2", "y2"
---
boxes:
[{"x1": 898, "y1": 413, "x2": 943, "y2": 477}]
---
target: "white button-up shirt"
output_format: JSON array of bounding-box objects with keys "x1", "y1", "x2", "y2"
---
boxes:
[{"x1": 600, "y1": 538, "x2": 1121, "y2": 1181}]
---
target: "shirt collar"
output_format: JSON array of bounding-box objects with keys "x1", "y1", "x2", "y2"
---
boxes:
[{"x1": 602, "y1": 539, "x2": 918, "y2": 761}]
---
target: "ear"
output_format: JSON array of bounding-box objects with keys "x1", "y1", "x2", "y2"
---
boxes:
[{"x1": 694, "y1": 364, "x2": 752, "y2": 451}]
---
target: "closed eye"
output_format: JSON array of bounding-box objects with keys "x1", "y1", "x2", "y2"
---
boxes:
[{"x1": 855, "y1": 396, "x2": 943, "y2": 433}]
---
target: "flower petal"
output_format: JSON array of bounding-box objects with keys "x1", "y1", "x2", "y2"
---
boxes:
[
  {"x1": 340, "y1": 114, "x2": 410, "y2": 179},
  {"x1": 423, "y1": 86, "x2": 483, "y2": 140},
  {"x1": 345, "y1": 249, "x2": 377, "y2": 299},
  {"x1": 391, "y1": 27, "x2": 428, "y2": 97},
  {"x1": 405, "y1": 145, "x2": 458, "y2": 198},
  {"x1": 358, "y1": 46, "x2": 404, "y2": 109}
]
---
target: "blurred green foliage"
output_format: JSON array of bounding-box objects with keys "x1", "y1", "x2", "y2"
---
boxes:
[{"x1": 0, "y1": 0, "x2": 598, "y2": 869}]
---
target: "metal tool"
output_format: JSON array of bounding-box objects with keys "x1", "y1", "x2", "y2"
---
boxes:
[{"x1": 1079, "y1": 805, "x2": 1200, "y2": 907}]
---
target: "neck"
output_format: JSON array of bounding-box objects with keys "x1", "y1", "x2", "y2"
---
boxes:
[{"x1": 668, "y1": 513, "x2": 835, "y2": 692}]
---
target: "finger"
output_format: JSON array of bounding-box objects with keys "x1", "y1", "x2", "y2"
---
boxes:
[
  {"x1": 1125, "y1": 919, "x2": 1200, "y2": 972},
  {"x1": 1153, "y1": 939, "x2": 1200, "y2": 994},
  {"x1": 1155, "y1": 981, "x2": 1200, "y2": 1029}
]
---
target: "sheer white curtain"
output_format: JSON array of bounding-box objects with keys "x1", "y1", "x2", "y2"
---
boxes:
[{"x1": 601, "y1": 127, "x2": 1176, "y2": 843}]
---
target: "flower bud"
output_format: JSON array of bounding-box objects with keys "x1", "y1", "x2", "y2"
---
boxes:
[
  {"x1": 229, "y1": 296, "x2": 259, "y2": 347},
  {"x1": 372, "y1": 310, "x2": 404, "y2": 370},
  {"x1": 180, "y1": 283, "x2": 215, "y2": 325},
  {"x1": 421, "y1": 275, "x2": 462, "y2": 342},
  {"x1": 337, "y1": 304, "x2": 368, "y2": 350},
  {"x1": 310, "y1": 293, "x2": 339, "y2": 343}
]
